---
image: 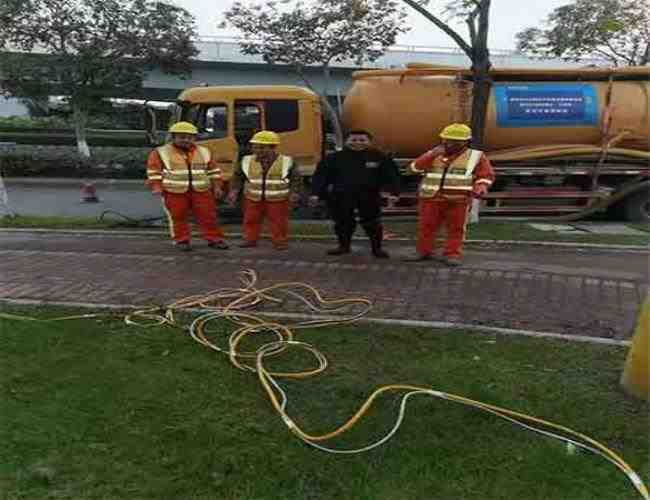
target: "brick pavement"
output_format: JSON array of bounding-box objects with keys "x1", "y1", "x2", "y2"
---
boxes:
[{"x1": 0, "y1": 231, "x2": 647, "y2": 339}]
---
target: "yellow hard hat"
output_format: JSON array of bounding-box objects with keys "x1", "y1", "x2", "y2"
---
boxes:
[
  {"x1": 250, "y1": 130, "x2": 281, "y2": 145},
  {"x1": 169, "y1": 121, "x2": 198, "y2": 135},
  {"x1": 440, "y1": 123, "x2": 472, "y2": 141}
]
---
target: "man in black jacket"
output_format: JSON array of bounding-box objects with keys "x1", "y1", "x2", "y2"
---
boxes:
[{"x1": 309, "y1": 130, "x2": 400, "y2": 258}]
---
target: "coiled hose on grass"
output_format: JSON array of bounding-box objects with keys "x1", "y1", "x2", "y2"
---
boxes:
[
  {"x1": 122, "y1": 269, "x2": 649, "y2": 500},
  {"x1": 1, "y1": 270, "x2": 647, "y2": 498}
]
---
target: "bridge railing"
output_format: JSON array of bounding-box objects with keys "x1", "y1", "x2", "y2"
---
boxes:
[{"x1": 194, "y1": 36, "x2": 600, "y2": 68}]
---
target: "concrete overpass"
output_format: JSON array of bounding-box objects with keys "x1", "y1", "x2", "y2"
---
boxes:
[
  {"x1": 1, "y1": 37, "x2": 595, "y2": 112},
  {"x1": 142, "y1": 37, "x2": 588, "y2": 100}
]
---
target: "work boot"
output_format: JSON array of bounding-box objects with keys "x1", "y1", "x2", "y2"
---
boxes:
[
  {"x1": 368, "y1": 228, "x2": 389, "y2": 259},
  {"x1": 175, "y1": 241, "x2": 192, "y2": 252},
  {"x1": 238, "y1": 240, "x2": 257, "y2": 248},
  {"x1": 327, "y1": 246, "x2": 350, "y2": 256},
  {"x1": 208, "y1": 240, "x2": 229, "y2": 250},
  {"x1": 372, "y1": 249, "x2": 390, "y2": 259}
]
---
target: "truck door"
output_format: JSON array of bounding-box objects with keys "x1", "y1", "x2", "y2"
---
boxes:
[
  {"x1": 143, "y1": 101, "x2": 177, "y2": 146},
  {"x1": 182, "y1": 102, "x2": 239, "y2": 184}
]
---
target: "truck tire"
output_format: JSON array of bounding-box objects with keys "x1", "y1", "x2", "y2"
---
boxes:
[{"x1": 623, "y1": 191, "x2": 650, "y2": 223}]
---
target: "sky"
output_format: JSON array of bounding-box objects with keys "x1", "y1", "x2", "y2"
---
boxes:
[{"x1": 170, "y1": 0, "x2": 571, "y2": 50}]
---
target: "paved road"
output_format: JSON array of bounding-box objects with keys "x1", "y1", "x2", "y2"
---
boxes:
[
  {"x1": 0, "y1": 230, "x2": 647, "y2": 340},
  {"x1": 3, "y1": 180, "x2": 163, "y2": 219}
]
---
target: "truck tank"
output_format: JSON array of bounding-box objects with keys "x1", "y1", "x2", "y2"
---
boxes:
[{"x1": 342, "y1": 65, "x2": 650, "y2": 158}]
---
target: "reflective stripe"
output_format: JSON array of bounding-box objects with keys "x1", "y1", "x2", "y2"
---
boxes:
[
  {"x1": 425, "y1": 173, "x2": 473, "y2": 181},
  {"x1": 162, "y1": 169, "x2": 208, "y2": 176},
  {"x1": 262, "y1": 179, "x2": 290, "y2": 185},
  {"x1": 248, "y1": 189, "x2": 290, "y2": 195},
  {"x1": 465, "y1": 150, "x2": 483, "y2": 177},
  {"x1": 196, "y1": 147, "x2": 211, "y2": 164},
  {"x1": 249, "y1": 181, "x2": 289, "y2": 191},
  {"x1": 475, "y1": 179, "x2": 493, "y2": 186},
  {"x1": 421, "y1": 185, "x2": 472, "y2": 192},
  {"x1": 443, "y1": 175, "x2": 472, "y2": 180},
  {"x1": 410, "y1": 161, "x2": 423, "y2": 173},
  {"x1": 163, "y1": 179, "x2": 210, "y2": 187},
  {"x1": 280, "y1": 155, "x2": 292, "y2": 178},
  {"x1": 157, "y1": 146, "x2": 172, "y2": 167},
  {"x1": 161, "y1": 196, "x2": 176, "y2": 239}
]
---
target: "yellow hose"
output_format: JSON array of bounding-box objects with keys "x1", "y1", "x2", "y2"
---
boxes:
[
  {"x1": 4, "y1": 270, "x2": 648, "y2": 499},
  {"x1": 487, "y1": 145, "x2": 650, "y2": 162},
  {"x1": 128, "y1": 270, "x2": 650, "y2": 499}
]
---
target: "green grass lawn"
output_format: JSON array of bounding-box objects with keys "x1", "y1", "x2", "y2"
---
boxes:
[
  {"x1": 1, "y1": 305, "x2": 648, "y2": 500},
  {"x1": 1, "y1": 215, "x2": 649, "y2": 246},
  {"x1": 294, "y1": 220, "x2": 650, "y2": 246},
  {"x1": 0, "y1": 215, "x2": 124, "y2": 230}
]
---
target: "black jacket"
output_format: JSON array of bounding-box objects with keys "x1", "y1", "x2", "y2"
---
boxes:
[{"x1": 311, "y1": 148, "x2": 400, "y2": 198}]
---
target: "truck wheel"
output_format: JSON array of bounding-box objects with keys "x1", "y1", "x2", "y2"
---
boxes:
[{"x1": 623, "y1": 191, "x2": 650, "y2": 223}]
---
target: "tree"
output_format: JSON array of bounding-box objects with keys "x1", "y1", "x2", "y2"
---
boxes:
[
  {"x1": 222, "y1": 0, "x2": 409, "y2": 145},
  {"x1": 516, "y1": 0, "x2": 650, "y2": 67},
  {"x1": 401, "y1": 0, "x2": 492, "y2": 149},
  {"x1": 0, "y1": 0, "x2": 198, "y2": 158}
]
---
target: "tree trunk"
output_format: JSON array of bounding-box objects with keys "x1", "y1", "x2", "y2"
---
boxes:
[
  {"x1": 470, "y1": 55, "x2": 492, "y2": 151},
  {"x1": 640, "y1": 42, "x2": 650, "y2": 66},
  {"x1": 321, "y1": 63, "x2": 343, "y2": 150},
  {"x1": 294, "y1": 64, "x2": 344, "y2": 150},
  {"x1": 322, "y1": 63, "x2": 332, "y2": 103},
  {"x1": 470, "y1": 2, "x2": 492, "y2": 151},
  {"x1": 72, "y1": 101, "x2": 91, "y2": 159}
]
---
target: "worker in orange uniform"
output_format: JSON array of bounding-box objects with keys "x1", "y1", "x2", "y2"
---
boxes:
[
  {"x1": 405, "y1": 123, "x2": 495, "y2": 266},
  {"x1": 146, "y1": 121, "x2": 229, "y2": 251},
  {"x1": 227, "y1": 131, "x2": 301, "y2": 250}
]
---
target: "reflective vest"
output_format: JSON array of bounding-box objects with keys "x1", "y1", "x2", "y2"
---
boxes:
[
  {"x1": 416, "y1": 149, "x2": 483, "y2": 198},
  {"x1": 242, "y1": 155, "x2": 293, "y2": 202},
  {"x1": 155, "y1": 144, "x2": 220, "y2": 194}
]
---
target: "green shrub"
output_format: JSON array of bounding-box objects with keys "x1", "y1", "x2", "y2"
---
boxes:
[
  {"x1": 0, "y1": 129, "x2": 149, "y2": 147},
  {"x1": 0, "y1": 114, "x2": 146, "y2": 132},
  {"x1": 0, "y1": 116, "x2": 70, "y2": 130},
  {"x1": 0, "y1": 145, "x2": 150, "y2": 179}
]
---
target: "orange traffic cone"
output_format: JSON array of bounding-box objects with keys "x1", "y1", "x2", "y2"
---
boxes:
[{"x1": 80, "y1": 181, "x2": 99, "y2": 203}]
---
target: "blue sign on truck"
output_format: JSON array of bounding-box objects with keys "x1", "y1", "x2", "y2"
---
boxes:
[{"x1": 494, "y1": 84, "x2": 599, "y2": 128}]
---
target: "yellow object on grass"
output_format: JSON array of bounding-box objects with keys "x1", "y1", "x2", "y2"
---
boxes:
[{"x1": 621, "y1": 294, "x2": 650, "y2": 401}]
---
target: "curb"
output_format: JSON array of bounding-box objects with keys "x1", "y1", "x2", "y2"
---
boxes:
[
  {"x1": 0, "y1": 227, "x2": 648, "y2": 252},
  {"x1": 0, "y1": 298, "x2": 631, "y2": 347}
]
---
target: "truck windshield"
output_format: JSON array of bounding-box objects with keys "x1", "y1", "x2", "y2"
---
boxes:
[{"x1": 180, "y1": 103, "x2": 228, "y2": 139}]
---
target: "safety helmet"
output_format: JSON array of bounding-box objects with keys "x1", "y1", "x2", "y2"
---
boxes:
[
  {"x1": 169, "y1": 121, "x2": 198, "y2": 135},
  {"x1": 439, "y1": 123, "x2": 472, "y2": 141},
  {"x1": 250, "y1": 130, "x2": 281, "y2": 146}
]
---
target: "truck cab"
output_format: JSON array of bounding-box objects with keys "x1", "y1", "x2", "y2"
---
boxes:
[{"x1": 149, "y1": 85, "x2": 324, "y2": 191}]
